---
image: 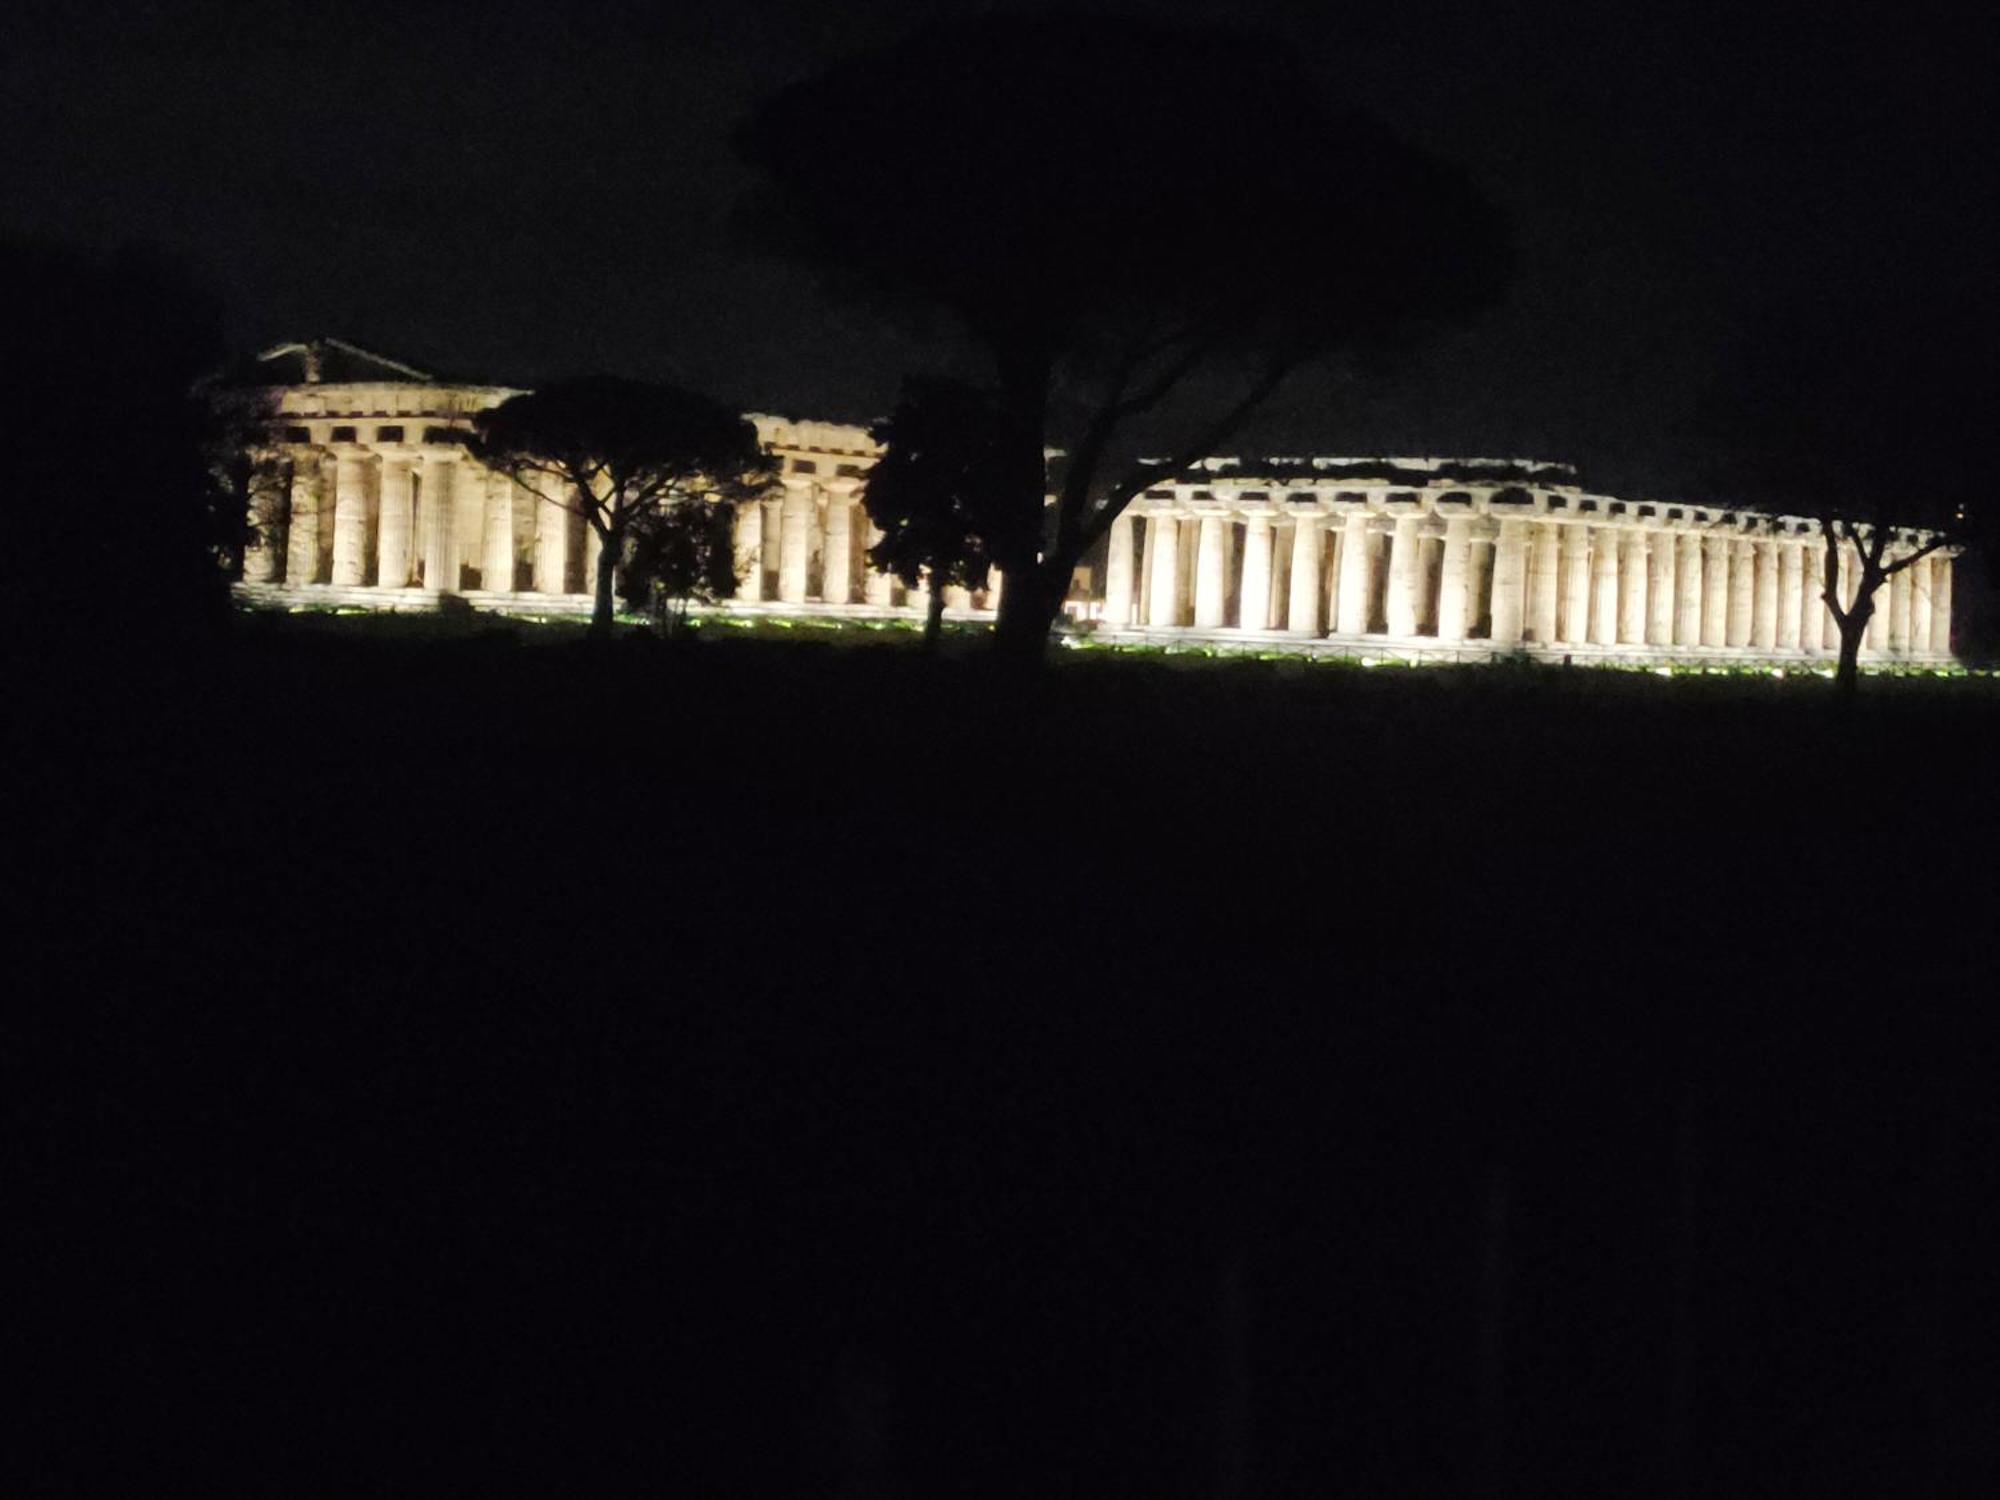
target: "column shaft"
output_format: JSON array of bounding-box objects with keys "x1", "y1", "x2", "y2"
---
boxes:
[
  {"x1": 1888, "y1": 562, "x2": 1913, "y2": 653},
  {"x1": 822, "y1": 494, "x2": 854, "y2": 604},
  {"x1": 1558, "y1": 523, "x2": 1591, "y2": 644},
  {"x1": 1147, "y1": 514, "x2": 1182, "y2": 628},
  {"x1": 533, "y1": 478, "x2": 570, "y2": 595},
  {"x1": 777, "y1": 483, "x2": 815, "y2": 604},
  {"x1": 1237, "y1": 515, "x2": 1273, "y2": 631},
  {"x1": 330, "y1": 453, "x2": 372, "y2": 586},
  {"x1": 1675, "y1": 532, "x2": 1703, "y2": 645},
  {"x1": 1908, "y1": 555, "x2": 1932, "y2": 653},
  {"x1": 1490, "y1": 519, "x2": 1528, "y2": 647},
  {"x1": 1104, "y1": 513, "x2": 1137, "y2": 626},
  {"x1": 1435, "y1": 517, "x2": 1470, "y2": 643},
  {"x1": 1726, "y1": 539, "x2": 1755, "y2": 647},
  {"x1": 482, "y1": 471, "x2": 516, "y2": 592},
  {"x1": 421, "y1": 455, "x2": 457, "y2": 592},
  {"x1": 1334, "y1": 510, "x2": 1373, "y2": 635},
  {"x1": 1287, "y1": 514, "x2": 1324, "y2": 635},
  {"x1": 1617, "y1": 529, "x2": 1648, "y2": 645},
  {"x1": 1386, "y1": 514, "x2": 1423, "y2": 637},
  {"x1": 1646, "y1": 528, "x2": 1676, "y2": 646},
  {"x1": 1700, "y1": 536, "x2": 1730, "y2": 647},
  {"x1": 1751, "y1": 539, "x2": 1779, "y2": 651},
  {"x1": 1776, "y1": 542, "x2": 1803, "y2": 652},
  {"x1": 1589, "y1": 527, "x2": 1619, "y2": 646},
  {"x1": 1194, "y1": 514, "x2": 1230, "y2": 628},
  {"x1": 1526, "y1": 521, "x2": 1559, "y2": 643},
  {"x1": 1929, "y1": 556, "x2": 1952, "y2": 655}
]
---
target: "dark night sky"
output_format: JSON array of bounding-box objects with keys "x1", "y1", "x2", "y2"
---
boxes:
[{"x1": 3, "y1": 0, "x2": 1989, "y2": 496}]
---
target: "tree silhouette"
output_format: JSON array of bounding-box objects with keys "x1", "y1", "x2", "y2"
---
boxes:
[
  {"x1": 617, "y1": 494, "x2": 741, "y2": 639},
  {"x1": 3, "y1": 239, "x2": 255, "y2": 657},
  {"x1": 736, "y1": 9, "x2": 1507, "y2": 656},
  {"x1": 862, "y1": 378, "x2": 1009, "y2": 651},
  {"x1": 1691, "y1": 293, "x2": 1978, "y2": 693},
  {"x1": 466, "y1": 377, "x2": 775, "y2": 638}
]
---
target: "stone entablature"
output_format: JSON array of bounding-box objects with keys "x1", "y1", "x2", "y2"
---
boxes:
[{"x1": 234, "y1": 343, "x2": 1954, "y2": 662}]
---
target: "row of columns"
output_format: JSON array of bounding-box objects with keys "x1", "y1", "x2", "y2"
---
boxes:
[
  {"x1": 730, "y1": 477, "x2": 997, "y2": 614},
  {"x1": 1101, "y1": 504, "x2": 1954, "y2": 657},
  {"x1": 246, "y1": 446, "x2": 604, "y2": 597}
]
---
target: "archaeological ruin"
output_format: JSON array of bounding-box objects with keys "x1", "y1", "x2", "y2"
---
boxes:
[{"x1": 233, "y1": 340, "x2": 1957, "y2": 664}]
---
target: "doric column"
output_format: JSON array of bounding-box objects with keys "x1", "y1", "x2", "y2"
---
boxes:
[
  {"x1": 1335, "y1": 509, "x2": 1374, "y2": 636},
  {"x1": 1490, "y1": 518, "x2": 1528, "y2": 648},
  {"x1": 1775, "y1": 541, "x2": 1803, "y2": 652},
  {"x1": 1675, "y1": 531, "x2": 1703, "y2": 645},
  {"x1": 1412, "y1": 523, "x2": 1440, "y2": 634},
  {"x1": 1795, "y1": 540, "x2": 1822, "y2": 652},
  {"x1": 330, "y1": 451, "x2": 373, "y2": 586},
  {"x1": 284, "y1": 456, "x2": 323, "y2": 585},
  {"x1": 1194, "y1": 513, "x2": 1230, "y2": 628},
  {"x1": 1888, "y1": 560, "x2": 1913, "y2": 653},
  {"x1": 1559, "y1": 522, "x2": 1591, "y2": 645},
  {"x1": 1465, "y1": 531, "x2": 1494, "y2": 638},
  {"x1": 777, "y1": 481, "x2": 815, "y2": 604},
  {"x1": 1525, "y1": 520, "x2": 1559, "y2": 643},
  {"x1": 1700, "y1": 534, "x2": 1730, "y2": 647},
  {"x1": 1908, "y1": 555, "x2": 1933, "y2": 653},
  {"x1": 1646, "y1": 528, "x2": 1676, "y2": 646},
  {"x1": 1147, "y1": 512, "x2": 1182, "y2": 628},
  {"x1": 732, "y1": 498, "x2": 764, "y2": 601},
  {"x1": 1386, "y1": 513, "x2": 1424, "y2": 638},
  {"x1": 456, "y1": 461, "x2": 489, "y2": 592},
  {"x1": 1726, "y1": 538, "x2": 1755, "y2": 647},
  {"x1": 1237, "y1": 514, "x2": 1273, "y2": 631},
  {"x1": 905, "y1": 570, "x2": 931, "y2": 617},
  {"x1": 1103, "y1": 513, "x2": 1137, "y2": 626},
  {"x1": 1435, "y1": 515, "x2": 1471, "y2": 643},
  {"x1": 822, "y1": 491, "x2": 855, "y2": 604},
  {"x1": 533, "y1": 478, "x2": 570, "y2": 595},
  {"x1": 1617, "y1": 528, "x2": 1649, "y2": 645},
  {"x1": 984, "y1": 568, "x2": 1003, "y2": 612},
  {"x1": 944, "y1": 582, "x2": 973, "y2": 612},
  {"x1": 421, "y1": 454, "x2": 457, "y2": 592},
  {"x1": 863, "y1": 520, "x2": 895, "y2": 607},
  {"x1": 1589, "y1": 526, "x2": 1619, "y2": 645},
  {"x1": 1287, "y1": 512, "x2": 1324, "y2": 635},
  {"x1": 1929, "y1": 554, "x2": 1953, "y2": 655},
  {"x1": 1750, "y1": 538, "x2": 1779, "y2": 651},
  {"x1": 481, "y1": 471, "x2": 516, "y2": 592}
]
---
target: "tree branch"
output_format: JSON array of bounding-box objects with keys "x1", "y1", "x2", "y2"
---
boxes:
[{"x1": 1077, "y1": 354, "x2": 1302, "y2": 553}]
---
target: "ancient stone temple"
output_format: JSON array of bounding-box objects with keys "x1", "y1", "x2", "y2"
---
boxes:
[{"x1": 235, "y1": 340, "x2": 1957, "y2": 664}]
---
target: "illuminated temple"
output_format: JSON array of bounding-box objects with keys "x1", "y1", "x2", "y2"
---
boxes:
[{"x1": 234, "y1": 340, "x2": 1957, "y2": 663}]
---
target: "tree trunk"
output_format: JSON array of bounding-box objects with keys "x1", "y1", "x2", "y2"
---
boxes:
[
  {"x1": 992, "y1": 562, "x2": 1067, "y2": 661},
  {"x1": 1833, "y1": 597, "x2": 1872, "y2": 697},
  {"x1": 922, "y1": 579, "x2": 946, "y2": 652},
  {"x1": 588, "y1": 525, "x2": 618, "y2": 639}
]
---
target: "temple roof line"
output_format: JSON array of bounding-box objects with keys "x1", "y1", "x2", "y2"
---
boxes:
[{"x1": 256, "y1": 338, "x2": 438, "y2": 385}]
